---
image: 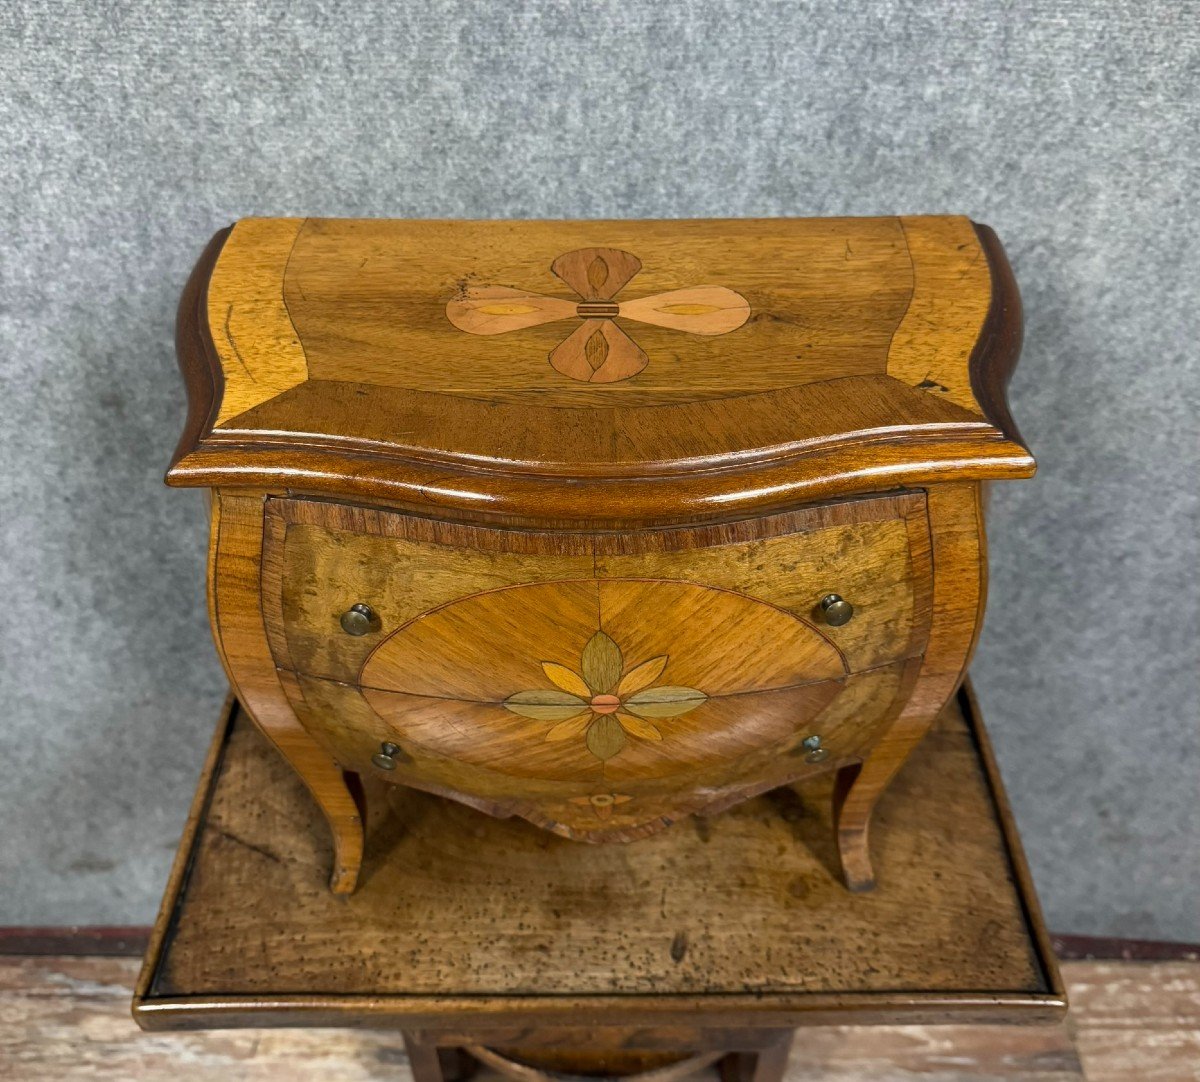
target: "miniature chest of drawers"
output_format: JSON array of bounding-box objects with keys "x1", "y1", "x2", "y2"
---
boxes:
[{"x1": 168, "y1": 216, "x2": 1034, "y2": 895}]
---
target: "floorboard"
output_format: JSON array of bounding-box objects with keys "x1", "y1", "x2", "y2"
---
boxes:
[{"x1": 2, "y1": 957, "x2": 1197, "y2": 1080}]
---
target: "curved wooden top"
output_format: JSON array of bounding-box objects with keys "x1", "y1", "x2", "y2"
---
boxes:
[{"x1": 168, "y1": 216, "x2": 1033, "y2": 523}]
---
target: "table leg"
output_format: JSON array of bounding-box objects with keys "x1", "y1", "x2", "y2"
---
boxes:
[
  {"x1": 404, "y1": 1034, "x2": 445, "y2": 1082},
  {"x1": 403, "y1": 1034, "x2": 475, "y2": 1082},
  {"x1": 719, "y1": 1031, "x2": 793, "y2": 1082}
]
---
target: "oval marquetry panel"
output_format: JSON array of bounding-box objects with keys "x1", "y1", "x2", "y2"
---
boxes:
[
  {"x1": 360, "y1": 579, "x2": 845, "y2": 700},
  {"x1": 359, "y1": 579, "x2": 848, "y2": 806}
]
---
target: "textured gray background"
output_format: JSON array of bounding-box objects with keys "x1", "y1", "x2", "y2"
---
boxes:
[{"x1": 1, "y1": 1, "x2": 1197, "y2": 939}]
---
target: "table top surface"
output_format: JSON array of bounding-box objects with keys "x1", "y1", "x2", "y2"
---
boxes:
[
  {"x1": 134, "y1": 683, "x2": 1063, "y2": 1031},
  {"x1": 167, "y1": 217, "x2": 1033, "y2": 523}
]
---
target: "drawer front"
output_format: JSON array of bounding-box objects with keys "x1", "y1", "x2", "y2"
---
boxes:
[
  {"x1": 287, "y1": 661, "x2": 911, "y2": 842},
  {"x1": 262, "y1": 494, "x2": 931, "y2": 840},
  {"x1": 265, "y1": 494, "x2": 931, "y2": 683}
]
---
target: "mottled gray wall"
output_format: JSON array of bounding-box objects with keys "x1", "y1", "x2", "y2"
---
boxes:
[{"x1": 1, "y1": 1, "x2": 1196, "y2": 939}]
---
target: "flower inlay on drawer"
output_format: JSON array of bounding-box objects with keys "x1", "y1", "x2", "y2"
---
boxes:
[
  {"x1": 503, "y1": 631, "x2": 708, "y2": 761},
  {"x1": 358, "y1": 578, "x2": 849, "y2": 783}
]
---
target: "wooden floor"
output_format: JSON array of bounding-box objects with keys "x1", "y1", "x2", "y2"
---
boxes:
[{"x1": 2, "y1": 956, "x2": 1197, "y2": 1081}]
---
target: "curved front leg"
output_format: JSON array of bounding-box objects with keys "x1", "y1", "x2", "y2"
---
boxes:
[
  {"x1": 833, "y1": 483, "x2": 986, "y2": 892},
  {"x1": 208, "y1": 491, "x2": 364, "y2": 894}
]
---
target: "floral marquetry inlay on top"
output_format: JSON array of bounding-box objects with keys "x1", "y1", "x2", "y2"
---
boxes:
[{"x1": 445, "y1": 246, "x2": 751, "y2": 383}]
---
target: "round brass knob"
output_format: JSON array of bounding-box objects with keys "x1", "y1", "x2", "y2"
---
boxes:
[
  {"x1": 371, "y1": 742, "x2": 400, "y2": 771},
  {"x1": 819, "y1": 593, "x2": 854, "y2": 627},
  {"x1": 340, "y1": 603, "x2": 378, "y2": 636},
  {"x1": 801, "y1": 734, "x2": 829, "y2": 763}
]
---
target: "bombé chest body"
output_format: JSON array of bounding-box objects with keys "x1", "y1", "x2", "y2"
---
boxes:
[{"x1": 170, "y1": 216, "x2": 1033, "y2": 894}]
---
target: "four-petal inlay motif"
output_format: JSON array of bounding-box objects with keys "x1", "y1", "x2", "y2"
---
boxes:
[{"x1": 446, "y1": 246, "x2": 750, "y2": 383}]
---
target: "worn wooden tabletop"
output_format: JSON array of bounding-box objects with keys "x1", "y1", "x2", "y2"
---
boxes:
[{"x1": 134, "y1": 685, "x2": 1062, "y2": 1031}]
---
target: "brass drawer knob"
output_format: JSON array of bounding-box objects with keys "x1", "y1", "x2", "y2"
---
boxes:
[
  {"x1": 802, "y1": 734, "x2": 829, "y2": 763},
  {"x1": 819, "y1": 593, "x2": 854, "y2": 627},
  {"x1": 340, "y1": 603, "x2": 378, "y2": 636},
  {"x1": 372, "y1": 742, "x2": 400, "y2": 771}
]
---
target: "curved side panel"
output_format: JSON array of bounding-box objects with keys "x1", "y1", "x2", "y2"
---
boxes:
[
  {"x1": 970, "y1": 222, "x2": 1027, "y2": 446},
  {"x1": 167, "y1": 227, "x2": 229, "y2": 479},
  {"x1": 888, "y1": 215, "x2": 993, "y2": 416}
]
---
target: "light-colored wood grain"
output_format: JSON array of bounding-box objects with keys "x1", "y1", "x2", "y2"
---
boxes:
[
  {"x1": 444, "y1": 286, "x2": 577, "y2": 335},
  {"x1": 447, "y1": 244, "x2": 751, "y2": 386},
  {"x1": 593, "y1": 492, "x2": 931, "y2": 673},
  {"x1": 295, "y1": 663, "x2": 902, "y2": 843},
  {"x1": 206, "y1": 218, "x2": 308, "y2": 426},
  {"x1": 265, "y1": 499, "x2": 595, "y2": 685},
  {"x1": 1067, "y1": 961, "x2": 1200, "y2": 1082},
  {"x1": 269, "y1": 494, "x2": 927, "y2": 685},
  {"x1": 618, "y1": 285, "x2": 751, "y2": 334},
  {"x1": 256, "y1": 493, "x2": 930, "y2": 849},
  {"x1": 1, "y1": 955, "x2": 409, "y2": 1081},
  {"x1": 40, "y1": 956, "x2": 1199, "y2": 1081},
  {"x1": 550, "y1": 245, "x2": 644, "y2": 300},
  {"x1": 279, "y1": 218, "x2": 912, "y2": 404},
  {"x1": 833, "y1": 482, "x2": 984, "y2": 891},
  {"x1": 887, "y1": 216, "x2": 993, "y2": 414},
  {"x1": 547, "y1": 316, "x2": 649, "y2": 382},
  {"x1": 358, "y1": 575, "x2": 847, "y2": 700},
  {"x1": 25, "y1": 958, "x2": 1200, "y2": 1080}
]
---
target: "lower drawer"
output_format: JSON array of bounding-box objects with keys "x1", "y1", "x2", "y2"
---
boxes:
[{"x1": 283, "y1": 660, "x2": 911, "y2": 842}]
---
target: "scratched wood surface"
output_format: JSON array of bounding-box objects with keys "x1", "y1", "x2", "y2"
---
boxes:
[
  {"x1": 8, "y1": 958, "x2": 1200, "y2": 1080},
  {"x1": 135, "y1": 690, "x2": 1055, "y2": 1006}
]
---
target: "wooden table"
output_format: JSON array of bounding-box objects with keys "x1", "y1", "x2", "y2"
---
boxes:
[{"x1": 133, "y1": 684, "x2": 1065, "y2": 1080}]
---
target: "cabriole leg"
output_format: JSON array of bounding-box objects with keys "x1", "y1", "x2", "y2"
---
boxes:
[{"x1": 210, "y1": 491, "x2": 365, "y2": 894}]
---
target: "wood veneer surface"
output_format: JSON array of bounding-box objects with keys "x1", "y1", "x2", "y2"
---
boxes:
[{"x1": 167, "y1": 217, "x2": 1034, "y2": 522}]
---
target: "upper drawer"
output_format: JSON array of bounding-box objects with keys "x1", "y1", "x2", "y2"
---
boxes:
[{"x1": 261, "y1": 493, "x2": 932, "y2": 686}]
